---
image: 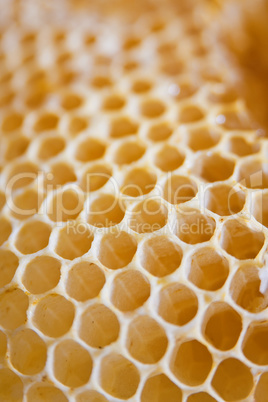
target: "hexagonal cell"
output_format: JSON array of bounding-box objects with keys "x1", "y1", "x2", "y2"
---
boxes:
[
  {"x1": 0, "y1": 249, "x2": 18, "y2": 288},
  {"x1": 79, "y1": 303, "x2": 120, "y2": 348},
  {"x1": 252, "y1": 191, "x2": 268, "y2": 227},
  {"x1": 25, "y1": 90, "x2": 46, "y2": 109},
  {"x1": 48, "y1": 188, "x2": 84, "y2": 222},
  {"x1": 26, "y1": 383, "x2": 68, "y2": 402},
  {"x1": 140, "y1": 235, "x2": 182, "y2": 277},
  {"x1": 0, "y1": 368, "x2": 23, "y2": 402},
  {"x1": 34, "y1": 112, "x2": 59, "y2": 133},
  {"x1": 99, "y1": 353, "x2": 140, "y2": 399},
  {"x1": 187, "y1": 392, "x2": 217, "y2": 402},
  {"x1": 5, "y1": 135, "x2": 29, "y2": 161},
  {"x1": 97, "y1": 230, "x2": 137, "y2": 269},
  {"x1": 163, "y1": 174, "x2": 197, "y2": 204},
  {"x1": 0, "y1": 331, "x2": 7, "y2": 360},
  {"x1": 76, "y1": 390, "x2": 108, "y2": 402},
  {"x1": 113, "y1": 140, "x2": 145, "y2": 164},
  {"x1": 132, "y1": 79, "x2": 152, "y2": 94},
  {"x1": 178, "y1": 104, "x2": 204, "y2": 124},
  {"x1": 254, "y1": 372, "x2": 268, "y2": 402},
  {"x1": 158, "y1": 283, "x2": 198, "y2": 326},
  {"x1": 103, "y1": 94, "x2": 126, "y2": 111},
  {"x1": 33, "y1": 294, "x2": 74, "y2": 337},
  {"x1": 226, "y1": 135, "x2": 260, "y2": 157},
  {"x1": 175, "y1": 208, "x2": 216, "y2": 244},
  {"x1": 9, "y1": 328, "x2": 47, "y2": 375},
  {"x1": 121, "y1": 167, "x2": 157, "y2": 197},
  {"x1": 141, "y1": 373, "x2": 182, "y2": 402},
  {"x1": 126, "y1": 315, "x2": 168, "y2": 364},
  {"x1": 75, "y1": 138, "x2": 106, "y2": 162},
  {"x1": 220, "y1": 219, "x2": 265, "y2": 260},
  {"x1": 154, "y1": 144, "x2": 185, "y2": 172},
  {"x1": 162, "y1": 59, "x2": 183, "y2": 76},
  {"x1": 0, "y1": 288, "x2": 28, "y2": 330},
  {"x1": 202, "y1": 302, "x2": 242, "y2": 351},
  {"x1": 2, "y1": 111, "x2": 23, "y2": 133},
  {"x1": 45, "y1": 162, "x2": 77, "y2": 188},
  {"x1": 69, "y1": 116, "x2": 89, "y2": 136},
  {"x1": 61, "y1": 93, "x2": 83, "y2": 110},
  {"x1": 7, "y1": 162, "x2": 38, "y2": 190},
  {"x1": 170, "y1": 339, "x2": 213, "y2": 386},
  {"x1": 87, "y1": 194, "x2": 125, "y2": 227},
  {"x1": 169, "y1": 81, "x2": 197, "y2": 101},
  {"x1": 204, "y1": 184, "x2": 245, "y2": 216},
  {"x1": 0, "y1": 217, "x2": 11, "y2": 246},
  {"x1": 22, "y1": 255, "x2": 61, "y2": 294},
  {"x1": 110, "y1": 116, "x2": 138, "y2": 138},
  {"x1": 129, "y1": 199, "x2": 168, "y2": 233},
  {"x1": 38, "y1": 136, "x2": 65, "y2": 160},
  {"x1": 15, "y1": 220, "x2": 51, "y2": 254},
  {"x1": 53, "y1": 339, "x2": 92, "y2": 388},
  {"x1": 123, "y1": 36, "x2": 141, "y2": 50},
  {"x1": 148, "y1": 122, "x2": 173, "y2": 142},
  {"x1": 55, "y1": 223, "x2": 93, "y2": 260},
  {"x1": 183, "y1": 126, "x2": 221, "y2": 151},
  {"x1": 230, "y1": 264, "x2": 268, "y2": 313},
  {"x1": 211, "y1": 358, "x2": 253, "y2": 401},
  {"x1": 91, "y1": 75, "x2": 113, "y2": 89},
  {"x1": 242, "y1": 321, "x2": 268, "y2": 365},
  {"x1": 66, "y1": 261, "x2": 105, "y2": 301},
  {"x1": 141, "y1": 99, "x2": 166, "y2": 118},
  {"x1": 208, "y1": 85, "x2": 237, "y2": 103},
  {"x1": 236, "y1": 160, "x2": 268, "y2": 189},
  {"x1": 188, "y1": 247, "x2": 229, "y2": 291},
  {"x1": 215, "y1": 110, "x2": 252, "y2": 130},
  {"x1": 80, "y1": 164, "x2": 112, "y2": 192},
  {"x1": 191, "y1": 153, "x2": 235, "y2": 182},
  {"x1": 110, "y1": 270, "x2": 150, "y2": 311}
]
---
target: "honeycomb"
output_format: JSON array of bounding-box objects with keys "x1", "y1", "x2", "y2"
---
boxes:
[{"x1": 0, "y1": 0, "x2": 268, "y2": 401}]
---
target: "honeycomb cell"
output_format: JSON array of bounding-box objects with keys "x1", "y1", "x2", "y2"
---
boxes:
[
  {"x1": 132, "y1": 79, "x2": 152, "y2": 94},
  {"x1": 242, "y1": 321, "x2": 268, "y2": 365},
  {"x1": 66, "y1": 261, "x2": 105, "y2": 301},
  {"x1": 113, "y1": 140, "x2": 146, "y2": 164},
  {"x1": 170, "y1": 339, "x2": 213, "y2": 386},
  {"x1": 123, "y1": 36, "x2": 141, "y2": 50},
  {"x1": 121, "y1": 167, "x2": 157, "y2": 197},
  {"x1": 226, "y1": 135, "x2": 260, "y2": 157},
  {"x1": 2, "y1": 111, "x2": 23, "y2": 133},
  {"x1": 163, "y1": 174, "x2": 197, "y2": 204},
  {"x1": 33, "y1": 294, "x2": 74, "y2": 337},
  {"x1": 176, "y1": 209, "x2": 216, "y2": 244},
  {"x1": 216, "y1": 110, "x2": 252, "y2": 130},
  {"x1": 191, "y1": 153, "x2": 235, "y2": 182},
  {"x1": 11, "y1": 189, "x2": 42, "y2": 220},
  {"x1": 211, "y1": 358, "x2": 253, "y2": 401},
  {"x1": 69, "y1": 116, "x2": 88, "y2": 136},
  {"x1": 254, "y1": 372, "x2": 268, "y2": 402},
  {"x1": 236, "y1": 160, "x2": 268, "y2": 189},
  {"x1": 79, "y1": 303, "x2": 120, "y2": 348},
  {"x1": 141, "y1": 374, "x2": 182, "y2": 402},
  {"x1": 38, "y1": 136, "x2": 65, "y2": 160},
  {"x1": 204, "y1": 184, "x2": 245, "y2": 216},
  {"x1": 91, "y1": 75, "x2": 113, "y2": 89},
  {"x1": 7, "y1": 162, "x2": 38, "y2": 190},
  {"x1": 0, "y1": 368, "x2": 23, "y2": 402},
  {"x1": 26, "y1": 383, "x2": 68, "y2": 402},
  {"x1": 148, "y1": 122, "x2": 173, "y2": 142},
  {"x1": 141, "y1": 99, "x2": 166, "y2": 118},
  {"x1": 15, "y1": 220, "x2": 51, "y2": 254},
  {"x1": 169, "y1": 81, "x2": 197, "y2": 101},
  {"x1": 220, "y1": 219, "x2": 265, "y2": 259},
  {"x1": 0, "y1": 288, "x2": 28, "y2": 330},
  {"x1": 0, "y1": 249, "x2": 19, "y2": 288},
  {"x1": 126, "y1": 315, "x2": 168, "y2": 364},
  {"x1": 103, "y1": 94, "x2": 125, "y2": 111},
  {"x1": 34, "y1": 112, "x2": 59, "y2": 133},
  {"x1": 178, "y1": 104, "x2": 204, "y2": 123},
  {"x1": 187, "y1": 392, "x2": 217, "y2": 402},
  {"x1": 0, "y1": 331, "x2": 7, "y2": 360},
  {"x1": 188, "y1": 247, "x2": 229, "y2": 291},
  {"x1": 48, "y1": 188, "x2": 84, "y2": 222},
  {"x1": 208, "y1": 85, "x2": 237, "y2": 104},
  {"x1": 129, "y1": 199, "x2": 168, "y2": 233},
  {"x1": 99, "y1": 353, "x2": 140, "y2": 399},
  {"x1": 75, "y1": 138, "x2": 106, "y2": 162},
  {"x1": 80, "y1": 164, "x2": 112, "y2": 192},
  {"x1": 45, "y1": 162, "x2": 77, "y2": 188},
  {"x1": 184, "y1": 126, "x2": 221, "y2": 151},
  {"x1": 110, "y1": 116, "x2": 138, "y2": 138},
  {"x1": 76, "y1": 390, "x2": 108, "y2": 402},
  {"x1": 84, "y1": 33, "x2": 96, "y2": 46},
  {"x1": 22, "y1": 256, "x2": 61, "y2": 294},
  {"x1": 162, "y1": 59, "x2": 183, "y2": 76},
  {"x1": 5, "y1": 135, "x2": 29, "y2": 161},
  {"x1": 9, "y1": 328, "x2": 47, "y2": 375},
  {"x1": 53, "y1": 340, "x2": 92, "y2": 388},
  {"x1": 55, "y1": 223, "x2": 93, "y2": 260},
  {"x1": 87, "y1": 194, "x2": 124, "y2": 227},
  {"x1": 154, "y1": 144, "x2": 185, "y2": 171},
  {"x1": 252, "y1": 191, "x2": 268, "y2": 227},
  {"x1": 62, "y1": 93, "x2": 83, "y2": 110}
]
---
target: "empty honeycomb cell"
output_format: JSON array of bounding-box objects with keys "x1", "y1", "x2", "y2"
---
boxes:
[
  {"x1": 187, "y1": 392, "x2": 217, "y2": 402},
  {"x1": 170, "y1": 339, "x2": 213, "y2": 386},
  {"x1": 97, "y1": 230, "x2": 137, "y2": 269},
  {"x1": 188, "y1": 247, "x2": 229, "y2": 291},
  {"x1": 162, "y1": 59, "x2": 184, "y2": 76},
  {"x1": 103, "y1": 94, "x2": 126, "y2": 111},
  {"x1": 158, "y1": 41, "x2": 176, "y2": 55},
  {"x1": 191, "y1": 153, "x2": 235, "y2": 182},
  {"x1": 5, "y1": 135, "x2": 29, "y2": 161},
  {"x1": 38, "y1": 136, "x2": 65, "y2": 160},
  {"x1": 169, "y1": 81, "x2": 197, "y2": 101},
  {"x1": 230, "y1": 264, "x2": 268, "y2": 313},
  {"x1": 84, "y1": 33, "x2": 96, "y2": 46},
  {"x1": 148, "y1": 122, "x2": 173, "y2": 142},
  {"x1": 252, "y1": 192, "x2": 268, "y2": 227},
  {"x1": 87, "y1": 194, "x2": 125, "y2": 227},
  {"x1": 184, "y1": 126, "x2": 221, "y2": 151},
  {"x1": 91, "y1": 75, "x2": 113, "y2": 89},
  {"x1": 110, "y1": 270, "x2": 150, "y2": 311},
  {"x1": 0, "y1": 330, "x2": 7, "y2": 360},
  {"x1": 25, "y1": 90, "x2": 46, "y2": 109},
  {"x1": 80, "y1": 164, "x2": 112, "y2": 192},
  {"x1": 0, "y1": 288, "x2": 28, "y2": 330},
  {"x1": 163, "y1": 174, "x2": 197, "y2": 205},
  {"x1": 62, "y1": 93, "x2": 83, "y2": 110},
  {"x1": 110, "y1": 116, "x2": 139, "y2": 138},
  {"x1": 34, "y1": 112, "x2": 59, "y2": 133},
  {"x1": 140, "y1": 235, "x2": 182, "y2": 277},
  {"x1": 141, "y1": 373, "x2": 182, "y2": 402},
  {"x1": 126, "y1": 315, "x2": 168, "y2": 364},
  {"x1": 158, "y1": 283, "x2": 198, "y2": 326},
  {"x1": 69, "y1": 116, "x2": 88, "y2": 136},
  {"x1": 76, "y1": 390, "x2": 108, "y2": 402},
  {"x1": 216, "y1": 110, "x2": 252, "y2": 130},
  {"x1": 9, "y1": 328, "x2": 47, "y2": 375},
  {"x1": 123, "y1": 36, "x2": 141, "y2": 50},
  {"x1": 113, "y1": 140, "x2": 145, "y2": 164},
  {"x1": 0, "y1": 368, "x2": 23, "y2": 402},
  {"x1": 129, "y1": 199, "x2": 168, "y2": 233},
  {"x1": 201, "y1": 302, "x2": 242, "y2": 351},
  {"x1": 45, "y1": 162, "x2": 77, "y2": 188},
  {"x1": 220, "y1": 219, "x2": 265, "y2": 259},
  {"x1": 236, "y1": 160, "x2": 268, "y2": 189},
  {"x1": 55, "y1": 223, "x2": 93, "y2": 260},
  {"x1": 48, "y1": 188, "x2": 84, "y2": 222},
  {"x1": 15, "y1": 220, "x2": 51, "y2": 254},
  {"x1": 124, "y1": 60, "x2": 139, "y2": 72},
  {"x1": 121, "y1": 167, "x2": 157, "y2": 197},
  {"x1": 0, "y1": 216, "x2": 12, "y2": 246},
  {"x1": 154, "y1": 144, "x2": 185, "y2": 171},
  {"x1": 75, "y1": 137, "x2": 106, "y2": 163},
  {"x1": 0, "y1": 250, "x2": 18, "y2": 288},
  {"x1": 79, "y1": 303, "x2": 120, "y2": 348},
  {"x1": 178, "y1": 105, "x2": 204, "y2": 124},
  {"x1": 208, "y1": 85, "x2": 237, "y2": 104},
  {"x1": 254, "y1": 372, "x2": 268, "y2": 402},
  {"x1": 204, "y1": 184, "x2": 245, "y2": 216},
  {"x1": 242, "y1": 321, "x2": 268, "y2": 365},
  {"x1": 26, "y1": 383, "x2": 68, "y2": 402},
  {"x1": 226, "y1": 136, "x2": 260, "y2": 157},
  {"x1": 99, "y1": 353, "x2": 140, "y2": 399},
  {"x1": 7, "y1": 162, "x2": 38, "y2": 190},
  {"x1": 57, "y1": 51, "x2": 72, "y2": 65},
  {"x1": 132, "y1": 79, "x2": 152, "y2": 94},
  {"x1": 2, "y1": 111, "x2": 23, "y2": 134},
  {"x1": 11, "y1": 189, "x2": 41, "y2": 220},
  {"x1": 22, "y1": 255, "x2": 61, "y2": 294},
  {"x1": 66, "y1": 261, "x2": 105, "y2": 301},
  {"x1": 141, "y1": 99, "x2": 166, "y2": 118},
  {"x1": 211, "y1": 358, "x2": 254, "y2": 401},
  {"x1": 53, "y1": 339, "x2": 92, "y2": 388},
  {"x1": 176, "y1": 209, "x2": 216, "y2": 244}
]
